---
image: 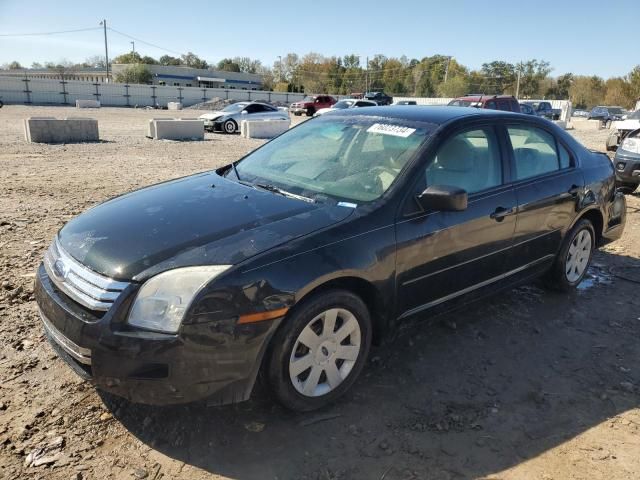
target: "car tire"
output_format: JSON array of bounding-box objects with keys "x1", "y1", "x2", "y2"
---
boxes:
[
  {"x1": 545, "y1": 219, "x2": 595, "y2": 292},
  {"x1": 223, "y1": 119, "x2": 237, "y2": 134},
  {"x1": 294, "y1": 112, "x2": 301, "y2": 116},
  {"x1": 618, "y1": 183, "x2": 638, "y2": 195},
  {"x1": 306, "y1": 107, "x2": 315, "y2": 117},
  {"x1": 266, "y1": 289, "x2": 372, "y2": 412}
]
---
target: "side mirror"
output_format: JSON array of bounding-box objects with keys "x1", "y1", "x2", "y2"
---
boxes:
[
  {"x1": 416, "y1": 185, "x2": 468, "y2": 212},
  {"x1": 241, "y1": 110, "x2": 248, "y2": 115}
]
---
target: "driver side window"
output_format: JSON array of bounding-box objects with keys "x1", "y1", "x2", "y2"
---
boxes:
[{"x1": 425, "y1": 128, "x2": 503, "y2": 195}]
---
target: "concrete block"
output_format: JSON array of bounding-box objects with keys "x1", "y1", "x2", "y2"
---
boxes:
[
  {"x1": 76, "y1": 99, "x2": 101, "y2": 108},
  {"x1": 167, "y1": 102, "x2": 183, "y2": 110},
  {"x1": 146, "y1": 118, "x2": 167, "y2": 139},
  {"x1": 152, "y1": 119, "x2": 204, "y2": 140},
  {"x1": 24, "y1": 117, "x2": 99, "y2": 143},
  {"x1": 241, "y1": 119, "x2": 290, "y2": 139}
]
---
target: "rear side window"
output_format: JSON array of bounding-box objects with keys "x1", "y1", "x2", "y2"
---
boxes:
[
  {"x1": 426, "y1": 128, "x2": 503, "y2": 194},
  {"x1": 507, "y1": 126, "x2": 565, "y2": 180}
]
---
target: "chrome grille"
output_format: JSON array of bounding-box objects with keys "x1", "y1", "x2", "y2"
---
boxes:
[{"x1": 43, "y1": 238, "x2": 130, "y2": 311}]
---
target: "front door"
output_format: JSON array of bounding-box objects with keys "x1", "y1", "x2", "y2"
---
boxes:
[{"x1": 395, "y1": 125, "x2": 517, "y2": 319}]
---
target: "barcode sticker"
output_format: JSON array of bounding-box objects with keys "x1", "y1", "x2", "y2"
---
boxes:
[{"x1": 367, "y1": 123, "x2": 416, "y2": 138}]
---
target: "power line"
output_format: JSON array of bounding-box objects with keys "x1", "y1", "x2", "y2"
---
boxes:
[
  {"x1": 0, "y1": 27, "x2": 101, "y2": 37},
  {"x1": 107, "y1": 27, "x2": 183, "y2": 56}
]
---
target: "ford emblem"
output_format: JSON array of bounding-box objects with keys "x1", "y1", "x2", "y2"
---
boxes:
[{"x1": 53, "y1": 259, "x2": 68, "y2": 281}]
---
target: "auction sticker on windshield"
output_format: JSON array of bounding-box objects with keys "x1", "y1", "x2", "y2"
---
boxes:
[{"x1": 367, "y1": 123, "x2": 416, "y2": 138}]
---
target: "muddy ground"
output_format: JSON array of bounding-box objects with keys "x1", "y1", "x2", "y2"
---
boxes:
[{"x1": 0, "y1": 107, "x2": 639, "y2": 480}]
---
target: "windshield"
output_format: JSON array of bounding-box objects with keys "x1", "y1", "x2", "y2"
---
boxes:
[
  {"x1": 233, "y1": 116, "x2": 435, "y2": 202},
  {"x1": 302, "y1": 96, "x2": 315, "y2": 102},
  {"x1": 628, "y1": 110, "x2": 640, "y2": 119},
  {"x1": 609, "y1": 107, "x2": 624, "y2": 114},
  {"x1": 333, "y1": 100, "x2": 355, "y2": 109},
  {"x1": 222, "y1": 103, "x2": 248, "y2": 113}
]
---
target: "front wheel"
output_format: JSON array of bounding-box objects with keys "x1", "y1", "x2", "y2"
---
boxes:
[
  {"x1": 306, "y1": 107, "x2": 315, "y2": 117},
  {"x1": 266, "y1": 290, "x2": 372, "y2": 411},
  {"x1": 618, "y1": 183, "x2": 639, "y2": 195},
  {"x1": 222, "y1": 119, "x2": 237, "y2": 134},
  {"x1": 545, "y1": 219, "x2": 595, "y2": 291}
]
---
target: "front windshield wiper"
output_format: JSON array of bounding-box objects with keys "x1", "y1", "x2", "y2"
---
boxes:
[
  {"x1": 231, "y1": 161, "x2": 242, "y2": 181},
  {"x1": 254, "y1": 183, "x2": 317, "y2": 203}
]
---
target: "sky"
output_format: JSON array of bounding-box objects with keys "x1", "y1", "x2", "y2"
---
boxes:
[{"x1": 0, "y1": 0, "x2": 638, "y2": 78}]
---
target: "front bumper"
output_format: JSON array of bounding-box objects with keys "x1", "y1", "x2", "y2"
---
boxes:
[
  {"x1": 289, "y1": 106, "x2": 308, "y2": 114},
  {"x1": 35, "y1": 264, "x2": 281, "y2": 405},
  {"x1": 613, "y1": 152, "x2": 640, "y2": 185}
]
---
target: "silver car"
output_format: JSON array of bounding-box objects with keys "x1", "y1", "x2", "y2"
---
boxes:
[{"x1": 199, "y1": 101, "x2": 290, "y2": 134}]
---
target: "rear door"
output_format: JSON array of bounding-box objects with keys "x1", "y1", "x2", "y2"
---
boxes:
[
  {"x1": 395, "y1": 124, "x2": 518, "y2": 318},
  {"x1": 505, "y1": 123, "x2": 583, "y2": 268}
]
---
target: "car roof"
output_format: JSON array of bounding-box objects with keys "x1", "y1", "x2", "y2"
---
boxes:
[
  {"x1": 456, "y1": 95, "x2": 516, "y2": 101},
  {"x1": 327, "y1": 105, "x2": 524, "y2": 124}
]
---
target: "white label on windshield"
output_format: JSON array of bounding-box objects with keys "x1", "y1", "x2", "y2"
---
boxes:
[{"x1": 367, "y1": 123, "x2": 416, "y2": 138}]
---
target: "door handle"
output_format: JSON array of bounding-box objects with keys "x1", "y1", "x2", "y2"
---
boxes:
[{"x1": 490, "y1": 206, "x2": 515, "y2": 222}]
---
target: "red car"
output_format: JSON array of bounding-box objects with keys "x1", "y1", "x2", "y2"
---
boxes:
[
  {"x1": 290, "y1": 95, "x2": 337, "y2": 116},
  {"x1": 448, "y1": 94, "x2": 520, "y2": 113}
]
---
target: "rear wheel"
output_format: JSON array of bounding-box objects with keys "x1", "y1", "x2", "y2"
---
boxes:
[
  {"x1": 266, "y1": 289, "x2": 372, "y2": 411},
  {"x1": 545, "y1": 219, "x2": 595, "y2": 291}
]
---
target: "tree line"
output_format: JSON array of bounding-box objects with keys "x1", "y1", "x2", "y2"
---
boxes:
[{"x1": 2, "y1": 53, "x2": 639, "y2": 109}]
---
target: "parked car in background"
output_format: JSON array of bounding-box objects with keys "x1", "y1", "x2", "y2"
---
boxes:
[
  {"x1": 199, "y1": 101, "x2": 289, "y2": 133},
  {"x1": 35, "y1": 106, "x2": 626, "y2": 412},
  {"x1": 393, "y1": 100, "x2": 418, "y2": 105},
  {"x1": 314, "y1": 98, "x2": 376, "y2": 116},
  {"x1": 364, "y1": 91, "x2": 393, "y2": 105},
  {"x1": 613, "y1": 127, "x2": 640, "y2": 193},
  {"x1": 448, "y1": 94, "x2": 520, "y2": 112},
  {"x1": 519, "y1": 103, "x2": 537, "y2": 116},
  {"x1": 588, "y1": 106, "x2": 625, "y2": 127},
  {"x1": 606, "y1": 110, "x2": 640, "y2": 151},
  {"x1": 290, "y1": 95, "x2": 337, "y2": 116},
  {"x1": 522, "y1": 101, "x2": 561, "y2": 120},
  {"x1": 572, "y1": 109, "x2": 590, "y2": 118}
]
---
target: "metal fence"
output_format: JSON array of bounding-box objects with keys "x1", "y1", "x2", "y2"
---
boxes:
[
  {"x1": 0, "y1": 76, "x2": 313, "y2": 108},
  {"x1": 0, "y1": 76, "x2": 573, "y2": 121}
]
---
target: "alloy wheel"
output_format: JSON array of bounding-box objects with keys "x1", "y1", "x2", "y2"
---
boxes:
[
  {"x1": 289, "y1": 308, "x2": 361, "y2": 397},
  {"x1": 565, "y1": 229, "x2": 592, "y2": 283}
]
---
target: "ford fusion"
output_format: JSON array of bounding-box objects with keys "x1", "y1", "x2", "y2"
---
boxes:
[{"x1": 35, "y1": 106, "x2": 626, "y2": 411}]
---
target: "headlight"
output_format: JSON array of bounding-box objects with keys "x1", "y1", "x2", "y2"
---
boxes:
[
  {"x1": 620, "y1": 137, "x2": 640, "y2": 154},
  {"x1": 127, "y1": 265, "x2": 231, "y2": 333}
]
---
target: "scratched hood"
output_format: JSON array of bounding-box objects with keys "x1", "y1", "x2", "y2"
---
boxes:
[{"x1": 57, "y1": 172, "x2": 353, "y2": 281}]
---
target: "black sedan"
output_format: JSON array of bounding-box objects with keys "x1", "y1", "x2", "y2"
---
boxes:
[
  {"x1": 613, "y1": 127, "x2": 640, "y2": 194},
  {"x1": 35, "y1": 107, "x2": 626, "y2": 411}
]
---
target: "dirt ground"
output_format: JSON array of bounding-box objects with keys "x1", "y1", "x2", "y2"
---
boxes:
[{"x1": 0, "y1": 106, "x2": 639, "y2": 480}]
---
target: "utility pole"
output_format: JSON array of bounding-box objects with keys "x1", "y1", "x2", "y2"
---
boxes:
[
  {"x1": 100, "y1": 20, "x2": 110, "y2": 82},
  {"x1": 365, "y1": 56, "x2": 369, "y2": 93},
  {"x1": 444, "y1": 56, "x2": 452, "y2": 83},
  {"x1": 130, "y1": 41, "x2": 135, "y2": 55},
  {"x1": 515, "y1": 66, "x2": 521, "y2": 99},
  {"x1": 277, "y1": 55, "x2": 282, "y2": 83}
]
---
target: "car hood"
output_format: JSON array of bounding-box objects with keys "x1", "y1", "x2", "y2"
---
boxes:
[
  {"x1": 57, "y1": 173, "x2": 354, "y2": 281},
  {"x1": 199, "y1": 111, "x2": 227, "y2": 120}
]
